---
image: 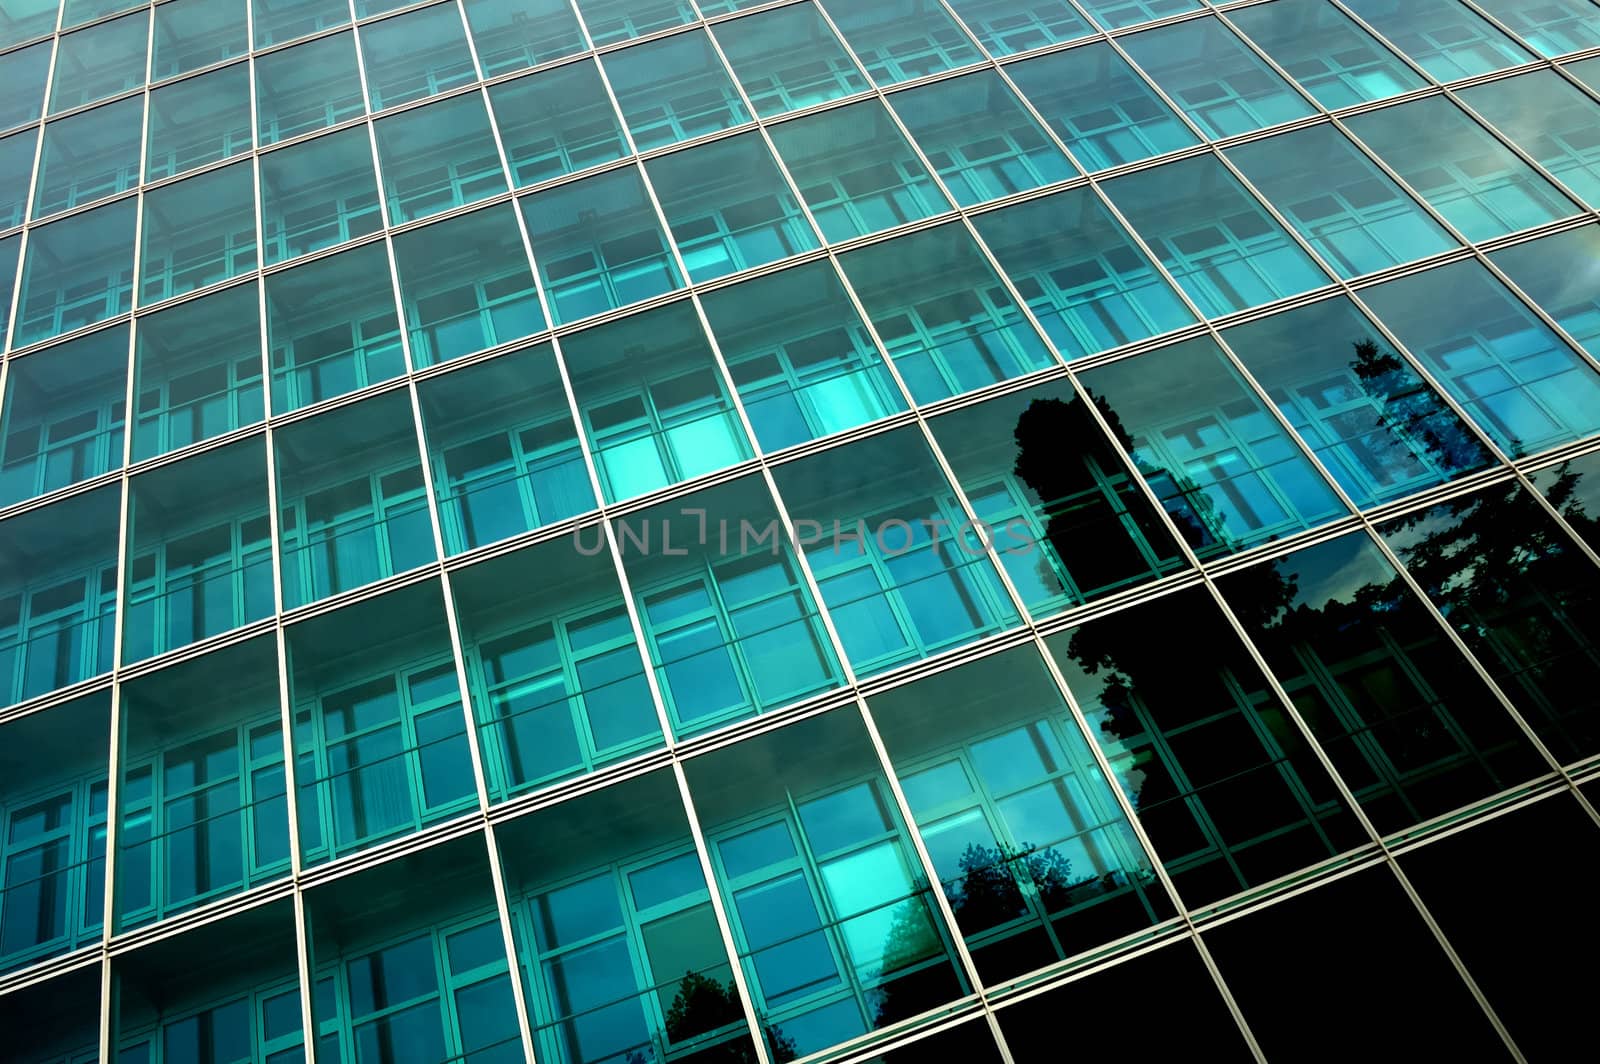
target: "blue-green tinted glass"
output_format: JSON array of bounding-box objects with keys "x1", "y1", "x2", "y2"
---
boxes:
[
  {"x1": 252, "y1": 0, "x2": 349, "y2": 47},
  {"x1": 254, "y1": 31, "x2": 364, "y2": 146},
  {"x1": 359, "y1": 3, "x2": 476, "y2": 111},
  {"x1": 393, "y1": 205, "x2": 543, "y2": 368},
  {"x1": 944, "y1": 0, "x2": 1092, "y2": 56},
  {"x1": 1077, "y1": 0, "x2": 1199, "y2": 30},
  {"x1": 1569, "y1": 57, "x2": 1600, "y2": 93},
  {"x1": 574, "y1": 0, "x2": 694, "y2": 45},
  {"x1": 1004, "y1": 42, "x2": 1198, "y2": 170},
  {"x1": 14, "y1": 198, "x2": 136, "y2": 348},
  {"x1": 0, "y1": 40, "x2": 52, "y2": 129},
  {"x1": 928, "y1": 379, "x2": 1185, "y2": 616},
  {"x1": 768, "y1": 99, "x2": 946, "y2": 242},
  {"x1": 488, "y1": 60, "x2": 627, "y2": 187},
  {"x1": 821, "y1": 0, "x2": 983, "y2": 85},
  {"x1": 701, "y1": 260, "x2": 905, "y2": 452},
  {"x1": 418, "y1": 345, "x2": 593, "y2": 553},
  {"x1": 1460, "y1": 71, "x2": 1600, "y2": 210},
  {"x1": 145, "y1": 60, "x2": 253, "y2": 182},
  {"x1": 63, "y1": 0, "x2": 140, "y2": 28},
  {"x1": 1346, "y1": 96, "x2": 1581, "y2": 241},
  {"x1": 1104, "y1": 154, "x2": 1330, "y2": 316},
  {"x1": 840, "y1": 222, "x2": 1056, "y2": 403},
  {"x1": 259, "y1": 127, "x2": 381, "y2": 265},
  {"x1": 1225, "y1": 123, "x2": 1455, "y2": 279},
  {"x1": 1227, "y1": 0, "x2": 1426, "y2": 108},
  {"x1": 1222, "y1": 297, "x2": 1494, "y2": 506},
  {"x1": 1081, "y1": 336, "x2": 1347, "y2": 555},
  {"x1": 374, "y1": 93, "x2": 508, "y2": 224},
  {"x1": 646, "y1": 132, "x2": 816, "y2": 284},
  {"x1": 1121, "y1": 17, "x2": 1315, "y2": 138},
  {"x1": 0, "y1": 0, "x2": 56, "y2": 48},
  {"x1": 1471, "y1": 0, "x2": 1600, "y2": 57},
  {"x1": 49, "y1": 12, "x2": 148, "y2": 114},
  {"x1": 0, "y1": 326, "x2": 128, "y2": 505},
  {"x1": 602, "y1": 30, "x2": 750, "y2": 151},
  {"x1": 889, "y1": 70, "x2": 1076, "y2": 207},
  {"x1": 1363, "y1": 259, "x2": 1600, "y2": 456},
  {"x1": 463, "y1": 0, "x2": 583, "y2": 76},
  {"x1": 140, "y1": 162, "x2": 257, "y2": 305},
  {"x1": 266, "y1": 242, "x2": 403, "y2": 414},
  {"x1": 973, "y1": 187, "x2": 1195, "y2": 360},
  {"x1": 1489, "y1": 225, "x2": 1600, "y2": 360},
  {"x1": 152, "y1": 0, "x2": 248, "y2": 81},
  {"x1": 712, "y1": 2, "x2": 868, "y2": 119},
  {"x1": 0, "y1": 235, "x2": 19, "y2": 349},
  {"x1": 0, "y1": 130, "x2": 33, "y2": 229},
  {"x1": 519, "y1": 165, "x2": 683, "y2": 325},
  {"x1": 132, "y1": 283, "x2": 264, "y2": 461},
  {"x1": 1342, "y1": 0, "x2": 1534, "y2": 80},
  {"x1": 562, "y1": 301, "x2": 752, "y2": 503},
  {"x1": 33, "y1": 96, "x2": 142, "y2": 219}
]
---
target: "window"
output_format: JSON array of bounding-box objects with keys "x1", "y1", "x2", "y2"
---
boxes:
[
  {"x1": 1227, "y1": 0, "x2": 1425, "y2": 109},
  {"x1": 1343, "y1": 0, "x2": 1534, "y2": 80},
  {"x1": 125, "y1": 514, "x2": 272, "y2": 661},
  {"x1": 279, "y1": 463, "x2": 433, "y2": 608},
  {"x1": 713, "y1": 3, "x2": 868, "y2": 118},
  {"x1": 602, "y1": 30, "x2": 751, "y2": 151}
]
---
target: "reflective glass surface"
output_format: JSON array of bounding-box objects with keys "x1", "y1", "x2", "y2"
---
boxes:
[
  {"x1": 1227, "y1": 0, "x2": 1426, "y2": 108},
  {"x1": 713, "y1": 2, "x2": 868, "y2": 119},
  {"x1": 1459, "y1": 70, "x2": 1600, "y2": 210},
  {"x1": 1342, "y1": 0, "x2": 1535, "y2": 81}
]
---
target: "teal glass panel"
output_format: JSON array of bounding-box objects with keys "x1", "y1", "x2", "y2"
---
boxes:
[
  {"x1": 359, "y1": 3, "x2": 476, "y2": 112},
  {"x1": 1004, "y1": 43, "x2": 1199, "y2": 170},
  {"x1": 0, "y1": 489, "x2": 121, "y2": 706},
  {"x1": 139, "y1": 162, "x2": 257, "y2": 305},
  {"x1": 419, "y1": 344, "x2": 593, "y2": 553},
  {"x1": 464, "y1": 0, "x2": 584, "y2": 76},
  {"x1": 870, "y1": 646, "x2": 1172, "y2": 982},
  {"x1": 1460, "y1": 71, "x2": 1600, "y2": 210},
  {"x1": 562, "y1": 301, "x2": 752, "y2": 503},
  {"x1": 453, "y1": 540, "x2": 660, "y2": 800},
  {"x1": 33, "y1": 96, "x2": 142, "y2": 219},
  {"x1": 259, "y1": 126, "x2": 381, "y2": 264},
  {"x1": 821, "y1": 0, "x2": 983, "y2": 86},
  {"x1": 1536, "y1": 450, "x2": 1600, "y2": 556},
  {"x1": 1380, "y1": 481, "x2": 1600, "y2": 764},
  {"x1": 712, "y1": 2, "x2": 869, "y2": 118},
  {"x1": 928, "y1": 379, "x2": 1185, "y2": 617},
  {"x1": 0, "y1": 234, "x2": 19, "y2": 349},
  {"x1": 48, "y1": 11, "x2": 149, "y2": 114},
  {"x1": 1470, "y1": 0, "x2": 1600, "y2": 57},
  {"x1": 1360, "y1": 258, "x2": 1600, "y2": 456},
  {"x1": 1222, "y1": 297, "x2": 1494, "y2": 506},
  {"x1": 573, "y1": 0, "x2": 695, "y2": 45},
  {"x1": 252, "y1": 0, "x2": 348, "y2": 47},
  {"x1": 1342, "y1": 0, "x2": 1534, "y2": 81},
  {"x1": 1227, "y1": 0, "x2": 1426, "y2": 108},
  {"x1": 645, "y1": 131, "x2": 817, "y2": 283},
  {"x1": 1569, "y1": 57, "x2": 1600, "y2": 93},
  {"x1": 0, "y1": 326, "x2": 127, "y2": 505},
  {"x1": 496, "y1": 771, "x2": 760, "y2": 1062},
  {"x1": 1489, "y1": 225, "x2": 1600, "y2": 360},
  {"x1": 700, "y1": 259, "x2": 906, "y2": 453},
  {"x1": 487, "y1": 60, "x2": 627, "y2": 187},
  {"x1": 1225, "y1": 123, "x2": 1456, "y2": 279},
  {"x1": 394, "y1": 205, "x2": 543, "y2": 368},
  {"x1": 768, "y1": 99, "x2": 946, "y2": 242},
  {"x1": 944, "y1": 0, "x2": 1092, "y2": 56},
  {"x1": 1103, "y1": 154, "x2": 1331, "y2": 316},
  {"x1": 1121, "y1": 16, "x2": 1315, "y2": 138},
  {"x1": 1, "y1": 967, "x2": 100, "y2": 1058},
  {"x1": 618, "y1": 475, "x2": 842, "y2": 735},
  {"x1": 275, "y1": 391, "x2": 434, "y2": 609},
  {"x1": 684, "y1": 708, "x2": 968, "y2": 1057},
  {"x1": 1346, "y1": 96, "x2": 1581, "y2": 241},
  {"x1": 254, "y1": 31, "x2": 365, "y2": 146},
  {"x1": 1046, "y1": 586, "x2": 1366, "y2": 904},
  {"x1": 0, "y1": 694, "x2": 110, "y2": 972},
  {"x1": 265, "y1": 242, "x2": 403, "y2": 413},
  {"x1": 889, "y1": 70, "x2": 1076, "y2": 207},
  {"x1": 775, "y1": 426, "x2": 1023, "y2": 674},
  {"x1": 1076, "y1": 0, "x2": 1199, "y2": 29},
  {"x1": 62, "y1": 0, "x2": 139, "y2": 29},
  {"x1": 0, "y1": 0, "x2": 56, "y2": 48},
  {"x1": 132, "y1": 283, "x2": 264, "y2": 461},
  {"x1": 122, "y1": 441, "x2": 273, "y2": 662},
  {"x1": 838, "y1": 222, "x2": 1056, "y2": 402},
  {"x1": 1080, "y1": 336, "x2": 1347, "y2": 556},
  {"x1": 152, "y1": 0, "x2": 247, "y2": 82},
  {"x1": 14, "y1": 198, "x2": 136, "y2": 349},
  {"x1": 287, "y1": 589, "x2": 474, "y2": 862},
  {"x1": 0, "y1": 129, "x2": 33, "y2": 229},
  {"x1": 145, "y1": 62, "x2": 253, "y2": 181},
  {"x1": 972, "y1": 187, "x2": 1195, "y2": 360},
  {"x1": 0, "y1": 40, "x2": 51, "y2": 130},
  {"x1": 602, "y1": 30, "x2": 751, "y2": 151},
  {"x1": 374, "y1": 93, "x2": 508, "y2": 224},
  {"x1": 519, "y1": 165, "x2": 683, "y2": 325}
]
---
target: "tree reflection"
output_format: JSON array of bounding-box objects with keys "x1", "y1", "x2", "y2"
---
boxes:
[{"x1": 626, "y1": 971, "x2": 796, "y2": 1064}]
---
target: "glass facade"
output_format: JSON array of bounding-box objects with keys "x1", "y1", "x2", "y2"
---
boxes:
[{"x1": 2, "y1": 1, "x2": 1599, "y2": 1061}]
